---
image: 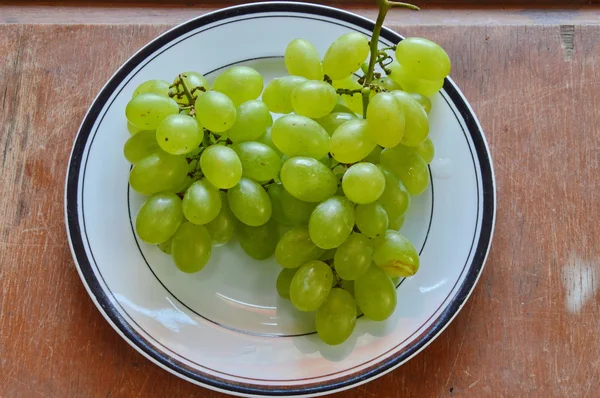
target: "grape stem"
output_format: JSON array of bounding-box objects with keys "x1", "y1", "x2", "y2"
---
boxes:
[
  {"x1": 202, "y1": 128, "x2": 214, "y2": 149},
  {"x1": 336, "y1": 88, "x2": 363, "y2": 96},
  {"x1": 190, "y1": 86, "x2": 206, "y2": 96},
  {"x1": 372, "y1": 52, "x2": 394, "y2": 75},
  {"x1": 188, "y1": 159, "x2": 204, "y2": 179},
  {"x1": 261, "y1": 179, "x2": 275, "y2": 188},
  {"x1": 369, "y1": 83, "x2": 387, "y2": 93},
  {"x1": 362, "y1": 0, "x2": 419, "y2": 117},
  {"x1": 209, "y1": 132, "x2": 221, "y2": 145},
  {"x1": 177, "y1": 73, "x2": 196, "y2": 106},
  {"x1": 186, "y1": 147, "x2": 205, "y2": 163},
  {"x1": 388, "y1": 1, "x2": 420, "y2": 10},
  {"x1": 378, "y1": 57, "x2": 394, "y2": 75}
]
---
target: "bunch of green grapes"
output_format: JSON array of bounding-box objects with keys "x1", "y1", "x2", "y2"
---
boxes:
[{"x1": 122, "y1": 0, "x2": 449, "y2": 346}]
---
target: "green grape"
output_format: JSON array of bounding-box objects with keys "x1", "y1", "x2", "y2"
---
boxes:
[
  {"x1": 371, "y1": 76, "x2": 402, "y2": 92},
  {"x1": 280, "y1": 157, "x2": 337, "y2": 202},
  {"x1": 355, "y1": 203, "x2": 388, "y2": 238},
  {"x1": 173, "y1": 156, "x2": 200, "y2": 193},
  {"x1": 416, "y1": 138, "x2": 435, "y2": 163},
  {"x1": 157, "y1": 237, "x2": 172, "y2": 254},
  {"x1": 173, "y1": 175, "x2": 194, "y2": 194},
  {"x1": 129, "y1": 152, "x2": 188, "y2": 195},
  {"x1": 156, "y1": 114, "x2": 202, "y2": 155},
  {"x1": 212, "y1": 66, "x2": 263, "y2": 106},
  {"x1": 389, "y1": 213, "x2": 405, "y2": 230},
  {"x1": 377, "y1": 166, "x2": 411, "y2": 220},
  {"x1": 387, "y1": 61, "x2": 409, "y2": 87},
  {"x1": 308, "y1": 196, "x2": 355, "y2": 249},
  {"x1": 256, "y1": 128, "x2": 282, "y2": 156},
  {"x1": 238, "y1": 219, "x2": 279, "y2": 260},
  {"x1": 276, "y1": 268, "x2": 299, "y2": 299},
  {"x1": 171, "y1": 222, "x2": 212, "y2": 273},
  {"x1": 363, "y1": 145, "x2": 382, "y2": 164},
  {"x1": 372, "y1": 230, "x2": 419, "y2": 277},
  {"x1": 342, "y1": 162, "x2": 386, "y2": 204},
  {"x1": 285, "y1": 38, "x2": 323, "y2": 80},
  {"x1": 331, "y1": 102, "x2": 357, "y2": 115},
  {"x1": 275, "y1": 226, "x2": 324, "y2": 269},
  {"x1": 395, "y1": 37, "x2": 451, "y2": 81},
  {"x1": 360, "y1": 62, "x2": 370, "y2": 75},
  {"x1": 410, "y1": 93, "x2": 432, "y2": 114},
  {"x1": 126, "y1": 93, "x2": 179, "y2": 130},
  {"x1": 271, "y1": 114, "x2": 329, "y2": 159},
  {"x1": 199, "y1": 145, "x2": 242, "y2": 189},
  {"x1": 205, "y1": 194, "x2": 237, "y2": 246},
  {"x1": 339, "y1": 279, "x2": 363, "y2": 315},
  {"x1": 182, "y1": 179, "x2": 222, "y2": 225},
  {"x1": 332, "y1": 273, "x2": 340, "y2": 288},
  {"x1": 194, "y1": 91, "x2": 236, "y2": 133},
  {"x1": 339, "y1": 279, "x2": 355, "y2": 296},
  {"x1": 405, "y1": 77, "x2": 444, "y2": 98},
  {"x1": 169, "y1": 72, "x2": 209, "y2": 105},
  {"x1": 187, "y1": 146, "x2": 203, "y2": 158},
  {"x1": 318, "y1": 156, "x2": 332, "y2": 168},
  {"x1": 319, "y1": 248, "x2": 337, "y2": 261},
  {"x1": 227, "y1": 100, "x2": 272, "y2": 142},
  {"x1": 127, "y1": 121, "x2": 142, "y2": 135},
  {"x1": 231, "y1": 141, "x2": 281, "y2": 182},
  {"x1": 329, "y1": 119, "x2": 376, "y2": 164},
  {"x1": 227, "y1": 178, "x2": 272, "y2": 226},
  {"x1": 280, "y1": 189, "x2": 317, "y2": 225},
  {"x1": 315, "y1": 112, "x2": 356, "y2": 137},
  {"x1": 133, "y1": 79, "x2": 170, "y2": 98},
  {"x1": 380, "y1": 146, "x2": 430, "y2": 196},
  {"x1": 366, "y1": 92, "x2": 405, "y2": 148},
  {"x1": 123, "y1": 130, "x2": 159, "y2": 164},
  {"x1": 333, "y1": 232, "x2": 373, "y2": 280},
  {"x1": 290, "y1": 260, "x2": 333, "y2": 312},
  {"x1": 291, "y1": 80, "x2": 337, "y2": 118},
  {"x1": 332, "y1": 76, "x2": 363, "y2": 114},
  {"x1": 332, "y1": 272, "x2": 341, "y2": 290},
  {"x1": 323, "y1": 32, "x2": 370, "y2": 80},
  {"x1": 262, "y1": 75, "x2": 307, "y2": 114},
  {"x1": 316, "y1": 288, "x2": 357, "y2": 345},
  {"x1": 355, "y1": 264, "x2": 396, "y2": 321},
  {"x1": 388, "y1": 61, "x2": 444, "y2": 97},
  {"x1": 267, "y1": 183, "x2": 293, "y2": 226},
  {"x1": 391, "y1": 90, "x2": 429, "y2": 147},
  {"x1": 135, "y1": 192, "x2": 183, "y2": 244}
]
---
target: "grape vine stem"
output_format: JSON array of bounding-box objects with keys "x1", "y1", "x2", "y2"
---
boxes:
[
  {"x1": 336, "y1": 88, "x2": 363, "y2": 96},
  {"x1": 379, "y1": 45, "x2": 397, "y2": 52},
  {"x1": 362, "y1": 0, "x2": 419, "y2": 117},
  {"x1": 177, "y1": 74, "x2": 196, "y2": 106}
]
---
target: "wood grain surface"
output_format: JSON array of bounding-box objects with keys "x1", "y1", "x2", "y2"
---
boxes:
[
  {"x1": 4, "y1": 0, "x2": 600, "y2": 7},
  {"x1": 3, "y1": 3, "x2": 600, "y2": 25},
  {"x1": 1, "y1": 9, "x2": 600, "y2": 398}
]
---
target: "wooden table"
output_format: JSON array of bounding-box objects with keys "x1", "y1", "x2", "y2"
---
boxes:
[{"x1": 1, "y1": 2, "x2": 599, "y2": 397}]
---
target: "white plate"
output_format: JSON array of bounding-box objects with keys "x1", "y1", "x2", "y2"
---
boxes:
[{"x1": 65, "y1": 2, "x2": 496, "y2": 396}]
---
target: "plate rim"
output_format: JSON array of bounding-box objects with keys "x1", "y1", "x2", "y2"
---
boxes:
[{"x1": 64, "y1": 2, "x2": 497, "y2": 397}]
